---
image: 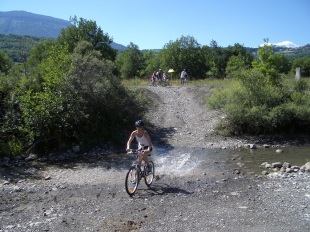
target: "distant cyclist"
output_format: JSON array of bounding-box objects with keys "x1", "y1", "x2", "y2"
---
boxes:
[
  {"x1": 126, "y1": 120, "x2": 153, "y2": 171},
  {"x1": 180, "y1": 69, "x2": 188, "y2": 85},
  {"x1": 151, "y1": 71, "x2": 157, "y2": 86},
  {"x1": 157, "y1": 69, "x2": 163, "y2": 85}
]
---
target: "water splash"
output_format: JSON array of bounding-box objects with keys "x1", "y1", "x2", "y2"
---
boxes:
[{"x1": 152, "y1": 148, "x2": 199, "y2": 176}]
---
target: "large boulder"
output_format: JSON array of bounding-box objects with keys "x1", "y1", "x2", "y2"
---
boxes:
[{"x1": 304, "y1": 162, "x2": 310, "y2": 172}]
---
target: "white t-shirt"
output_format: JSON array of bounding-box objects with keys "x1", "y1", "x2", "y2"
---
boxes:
[{"x1": 135, "y1": 131, "x2": 150, "y2": 147}]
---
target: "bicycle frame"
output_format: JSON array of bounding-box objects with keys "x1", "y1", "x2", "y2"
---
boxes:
[{"x1": 125, "y1": 149, "x2": 155, "y2": 196}]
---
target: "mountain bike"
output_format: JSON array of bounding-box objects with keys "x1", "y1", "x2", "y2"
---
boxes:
[
  {"x1": 125, "y1": 149, "x2": 155, "y2": 196},
  {"x1": 150, "y1": 77, "x2": 157, "y2": 87},
  {"x1": 181, "y1": 76, "x2": 188, "y2": 85},
  {"x1": 163, "y1": 77, "x2": 171, "y2": 86}
]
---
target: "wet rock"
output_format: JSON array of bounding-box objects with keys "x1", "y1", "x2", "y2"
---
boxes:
[
  {"x1": 260, "y1": 162, "x2": 269, "y2": 168},
  {"x1": 3, "y1": 180, "x2": 10, "y2": 185},
  {"x1": 299, "y1": 166, "x2": 305, "y2": 173},
  {"x1": 266, "y1": 163, "x2": 272, "y2": 169},
  {"x1": 262, "y1": 170, "x2": 269, "y2": 175},
  {"x1": 280, "y1": 167, "x2": 286, "y2": 172},
  {"x1": 286, "y1": 168, "x2": 294, "y2": 173},
  {"x1": 273, "y1": 168, "x2": 280, "y2": 172},
  {"x1": 282, "y1": 162, "x2": 291, "y2": 168},
  {"x1": 272, "y1": 162, "x2": 282, "y2": 168},
  {"x1": 304, "y1": 162, "x2": 310, "y2": 172},
  {"x1": 291, "y1": 166, "x2": 300, "y2": 172},
  {"x1": 25, "y1": 153, "x2": 38, "y2": 161},
  {"x1": 249, "y1": 144, "x2": 257, "y2": 149}
]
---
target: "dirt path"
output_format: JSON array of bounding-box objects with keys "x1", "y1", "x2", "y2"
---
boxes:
[
  {"x1": 0, "y1": 86, "x2": 309, "y2": 232},
  {"x1": 145, "y1": 85, "x2": 246, "y2": 149}
]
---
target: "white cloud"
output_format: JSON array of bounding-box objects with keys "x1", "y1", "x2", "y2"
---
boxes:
[{"x1": 260, "y1": 41, "x2": 299, "y2": 48}]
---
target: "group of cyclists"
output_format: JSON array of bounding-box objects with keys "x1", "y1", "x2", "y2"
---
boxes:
[
  {"x1": 150, "y1": 68, "x2": 188, "y2": 87},
  {"x1": 150, "y1": 69, "x2": 170, "y2": 86}
]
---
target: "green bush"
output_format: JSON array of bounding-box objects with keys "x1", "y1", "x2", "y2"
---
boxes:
[
  {"x1": 207, "y1": 69, "x2": 310, "y2": 136},
  {"x1": 0, "y1": 41, "x2": 149, "y2": 157}
]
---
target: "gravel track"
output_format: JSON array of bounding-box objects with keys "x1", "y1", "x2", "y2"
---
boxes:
[{"x1": 0, "y1": 86, "x2": 309, "y2": 232}]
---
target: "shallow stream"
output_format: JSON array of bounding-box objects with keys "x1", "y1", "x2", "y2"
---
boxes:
[{"x1": 152, "y1": 146, "x2": 310, "y2": 177}]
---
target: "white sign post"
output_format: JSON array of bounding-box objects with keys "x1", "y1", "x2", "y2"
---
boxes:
[{"x1": 295, "y1": 67, "x2": 301, "y2": 80}]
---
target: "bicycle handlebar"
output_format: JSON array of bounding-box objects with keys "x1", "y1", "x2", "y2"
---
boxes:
[
  {"x1": 127, "y1": 149, "x2": 139, "y2": 154},
  {"x1": 127, "y1": 148, "x2": 148, "y2": 154}
]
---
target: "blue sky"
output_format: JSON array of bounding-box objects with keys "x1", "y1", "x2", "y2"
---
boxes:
[{"x1": 1, "y1": 0, "x2": 309, "y2": 49}]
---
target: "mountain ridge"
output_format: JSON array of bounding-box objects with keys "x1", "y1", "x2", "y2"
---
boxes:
[
  {"x1": 0, "y1": 10, "x2": 71, "y2": 38},
  {"x1": 0, "y1": 11, "x2": 309, "y2": 56},
  {"x1": 0, "y1": 10, "x2": 127, "y2": 51}
]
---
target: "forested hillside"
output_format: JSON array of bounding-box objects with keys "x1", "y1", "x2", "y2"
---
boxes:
[
  {"x1": 0, "y1": 34, "x2": 45, "y2": 62},
  {"x1": 0, "y1": 34, "x2": 126, "y2": 62},
  {"x1": 0, "y1": 11, "x2": 71, "y2": 38}
]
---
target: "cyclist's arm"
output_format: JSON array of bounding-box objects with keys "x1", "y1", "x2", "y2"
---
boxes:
[
  {"x1": 144, "y1": 131, "x2": 153, "y2": 151},
  {"x1": 126, "y1": 131, "x2": 136, "y2": 151}
]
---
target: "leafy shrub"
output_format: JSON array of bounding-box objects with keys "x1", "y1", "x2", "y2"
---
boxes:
[
  {"x1": 207, "y1": 69, "x2": 310, "y2": 136},
  {"x1": 292, "y1": 79, "x2": 309, "y2": 92},
  {"x1": 0, "y1": 41, "x2": 149, "y2": 157}
]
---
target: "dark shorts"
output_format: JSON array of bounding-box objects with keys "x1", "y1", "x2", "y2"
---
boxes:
[{"x1": 138, "y1": 146, "x2": 152, "y2": 152}]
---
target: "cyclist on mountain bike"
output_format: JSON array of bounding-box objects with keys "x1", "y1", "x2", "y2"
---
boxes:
[
  {"x1": 180, "y1": 69, "x2": 188, "y2": 85},
  {"x1": 126, "y1": 120, "x2": 153, "y2": 171}
]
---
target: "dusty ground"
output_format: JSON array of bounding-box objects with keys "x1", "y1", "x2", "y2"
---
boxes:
[
  {"x1": 0, "y1": 86, "x2": 309, "y2": 232},
  {"x1": 145, "y1": 85, "x2": 245, "y2": 149}
]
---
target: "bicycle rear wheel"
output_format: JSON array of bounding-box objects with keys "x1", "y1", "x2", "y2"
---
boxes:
[
  {"x1": 125, "y1": 166, "x2": 140, "y2": 196},
  {"x1": 145, "y1": 161, "x2": 155, "y2": 187}
]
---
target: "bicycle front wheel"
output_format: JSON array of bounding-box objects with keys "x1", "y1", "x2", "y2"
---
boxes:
[
  {"x1": 145, "y1": 161, "x2": 155, "y2": 187},
  {"x1": 125, "y1": 166, "x2": 140, "y2": 196}
]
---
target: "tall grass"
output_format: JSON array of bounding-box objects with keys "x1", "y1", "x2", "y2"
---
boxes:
[{"x1": 122, "y1": 77, "x2": 232, "y2": 88}]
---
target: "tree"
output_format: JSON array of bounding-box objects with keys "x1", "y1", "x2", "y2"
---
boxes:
[
  {"x1": 68, "y1": 41, "x2": 147, "y2": 143},
  {"x1": 226, "y1": 43, "x2": 253, "y2": 68},
  {"x1": 0, "y1": 50, "x2": 13, "y2": 75},
  {"x1": 226, "y1": 55, "x2": 248, "y2": 77},
  {"x1": 272, "y1": 54, "x2": 291, "y2": 74},
  {"x1": 141, "y1": 50, "x2": 158, "y2": 78},
  {"x1": 161, "y1": 35, "x2": 206, "y2": 78},
  {"x1": 57, "y1": 16, "x2": 117, "y2": 61},
  {"x1": 291, "y1": 57, "x2": 310, "y2": 77},
  {"x1": 17, "y1": 43, "x2": 74, "y2": 149},
  {"x1": 27, "y1": 39, "x2": 55, "y2": 66},
  {"x1": 252, "y1": 39, "x2": 282, "y2": 86},
  {"x1": 116, "y1": 42, "x2": 144, "y2": 78},
  {"x1": 202, "y1": 40, "x2": 226, "y2": 78},
  {"x1": 225, "y1": 44, "x2": 253, "y2": 77}
]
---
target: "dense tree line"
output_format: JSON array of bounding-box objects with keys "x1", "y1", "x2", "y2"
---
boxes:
[
  {"x1": 1, "y1": 33, "x2": 310, "y2": 79},
  {"x1": 116, "y1": 37, "x2": 310, "y2": 79},
  {"x1": 0, "y1": 34, "x2": 44, "y2": 63},
  {"x1": 0, "y1": 17, "x2": 310, "y2": 157}
]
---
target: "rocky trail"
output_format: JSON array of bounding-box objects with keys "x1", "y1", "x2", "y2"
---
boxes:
[{"x1": 0, "y1": 86, "x2": 309, "y2": 232}]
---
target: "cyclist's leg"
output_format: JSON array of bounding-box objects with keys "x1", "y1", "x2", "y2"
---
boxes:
[
  {"x1": 142, "y1": 151, "x2": 150, "y2": 165},
  {"x1": 138, "y1": 152, "x2": 144, "y2": 172}
]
